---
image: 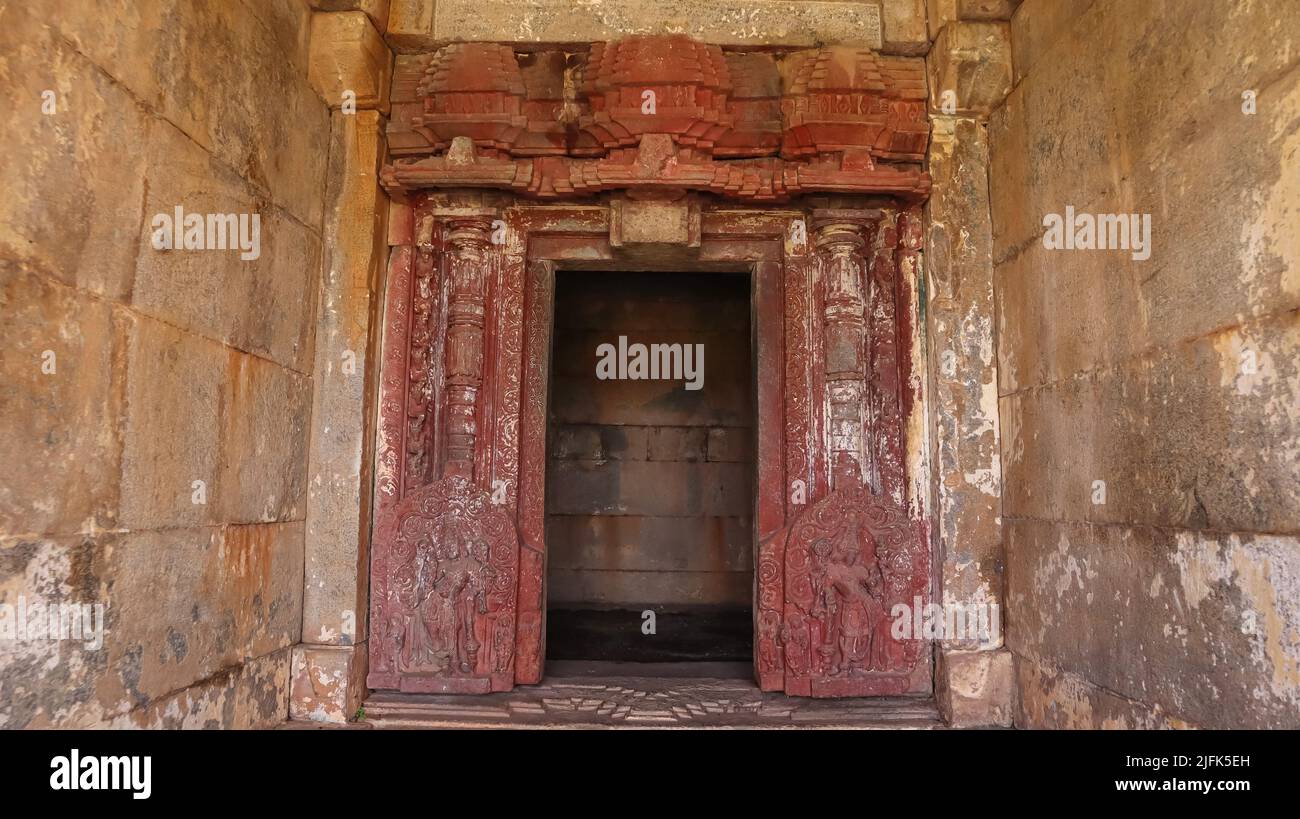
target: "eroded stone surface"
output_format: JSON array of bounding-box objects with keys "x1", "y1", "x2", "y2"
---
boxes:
[
  {"x1": 309, "y1": 10, "x2": 393, "y2": 112},
  {"x1": 924, "y1": 117, "x2": 1004, "y2": 640},
  {"x1": 290, "y1": 644, "x2": 368, "y2": 723},
  {"x1": 387, "y1": 0, "x2": 885, "y2": 51},
  {"x1": 927, "y1": 21, "x2": 1012, "y2": 118},
  {"x1": 994, "y1": 0, "x2": 1300, "y2": 728},
  {"x1": 0, "y1": 0, "x2": 325, "y2": 729},
  {"x1": 302, "y1": 110, "x2": 388, "y2": 649},
  {"x1": 936, "y1": 648, "x2": 1013, "y2": 727}
]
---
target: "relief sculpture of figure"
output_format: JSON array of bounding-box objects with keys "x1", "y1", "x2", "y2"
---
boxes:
[
  {"x1": 374, "y1": 474, "x2": 520, "y2": 692},
  {"x1": 431, "y1": 518, "x2": 491, "y2": 674},
  {"x1": 811, "y1": 519, "x2": 886, "y2": 676}
]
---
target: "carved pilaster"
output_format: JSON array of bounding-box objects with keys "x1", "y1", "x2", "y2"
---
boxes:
[
  {"x1": 440, "y1": 214, "x2": 495, "y2": 478},
  {"x1": 814, "y1": 210, "x2": 873, "y2": 489}
]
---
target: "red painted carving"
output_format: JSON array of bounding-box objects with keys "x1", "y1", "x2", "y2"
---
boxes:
[
  {"x1": 513, "y1": 260, "x2": 554, "y2": 684},
  {"x1": 780, "y1": 462, "x2": 927, "y2": 697},
  {"x1": 382, "y1": 36, "x2": 929, "y2": 202},
  {"x1": 814, "y1": 210, "x2": 873, "y2": 489},
  {"x1": 374, "y1": 474, "x2": 518, "y2": 693},
  {"x1": 441, "y1": 216, "x2": 493, "y2": 477},
  {"x1": 780, "y1": 48, "x2": 929, "y2": 162},
  {"x1": 370, "y1": 34, "x2": 933, "y2": 698},
  {"x1": 405, "y1": 217, "x2": 442, "y2": 489}
]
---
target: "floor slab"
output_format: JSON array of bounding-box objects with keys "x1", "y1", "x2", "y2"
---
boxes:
[{"x1": 355, "y1": 667, "x2": 942, "y2": 729}]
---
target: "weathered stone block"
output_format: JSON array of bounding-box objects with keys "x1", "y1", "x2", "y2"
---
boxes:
[
  {"x1": 290, "y1": 643, "x2": 367, "y2": 723},
  {"x1": 549, "y1": 460, "x2": 751, "y2": 517},
  {"x1": 547, "y1": 515, "x2": 752, "y2": 572},
  {"x1": 104, "y1": 523, "x2": 303, "y2": 705},
  {"x1": 1007, "y1": 520, "x2": 1300, "y2": 728},
  {"x1": 0, "y1": 2, "x2": 148, "y2": 299},
  {"x1": 936, "y1": 648, "x2": 1013, "y2": 727},
  {"x1": 0, "y1": 534, "x2": 114, "y2": 728},
  {"x1": 931, "y1": 0, "x2": 1022, "y2": 40},
  {"x1": 133, "y1": 118, "x2": 321, "y2": 373},
  {"x1": 548, "y1": 568, "x2": 751, "y2": 607},
  {"x1": 552, "y1": 425, "x2": 604, "y2": 460},
  {"x1": 388, "y1": 0, "x2": 883, "y2": 51},
  {"x1": 303, "y1": 109, "x2": 388, "y2": 647},
  {"x1": 309, "y1": 10, "x2": 392, "y2": 112},
  {"x1": 49, "y1": 0, "x2": 329, "y2": 228},
  {"x1": 217, "y1": 353, "x2": 312, "y2": 525},
  {"x1": 610, "y1": 197, "x2": 699, "y2": 248},
  {"x1": 881, "y1": 0, "x2": 928, "y2": 55},
  {"x1": 312, "y1": 0, "x2": 391, "y2": 32},
  {"x1": 706, "y1": 427, "x2": 751, "y2": 462},
  {"x1": 1000, "y1": 311, "x2": 1300, "y2": 535},
  {"x1": 1009, "y1": 0, "x2": 1093, "y2": 84},
  {"x1": 924, "y1": 116, "x2": 1003, "y2": 610},
  {"x1": 111, "y1": 648, "x2": 292, "y2": 729},
  {"x1": 1014, "y1": 651, "x2": 1189, "y2": 729},
  {"x1": 118, "y1": 317, "x2": 223, "y2": 531},
  {"x1": 648, "y1": 427, "x2": 707, "y2": 462},
  {"x1": 927, "y1": 21, "x2": 1012, "y2": 118},
  {"x1": 0, "y1": 267, "x2": 124, "y2": 536},
  {"x1": 961, "y1": 0, "x2": 1021, "y2": 21}
]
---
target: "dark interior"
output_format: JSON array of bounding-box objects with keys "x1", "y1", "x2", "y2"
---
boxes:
[{"x1": 543, "y1": 270, "x2": 754, "y2": 666}]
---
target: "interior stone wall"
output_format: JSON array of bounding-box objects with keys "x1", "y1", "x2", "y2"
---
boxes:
[
  {"x1": 0, "y1": 0, "x2": 330, "y2": 728},
  {"x1": 993, "y1": 0, "x2": 1300, "y2": 728},
  {"x1": 545, "y1": 271, "x2": 754, "y2": 608}
]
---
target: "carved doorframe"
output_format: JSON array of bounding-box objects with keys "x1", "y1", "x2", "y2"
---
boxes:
[
  {"x1": 369, "y1": 195, "x2": 931, "y2": 696},
  {"x1": 367, "y1": 34, "x2": 936, "y2": 697}
]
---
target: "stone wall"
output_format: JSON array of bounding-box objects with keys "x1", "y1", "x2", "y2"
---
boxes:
[
  {"x1": 0, "y1": 0, "x2": 330, "y2": 728},
  {"x1": 993, "y1": 0, "x2": 1300, "y2": 728}
]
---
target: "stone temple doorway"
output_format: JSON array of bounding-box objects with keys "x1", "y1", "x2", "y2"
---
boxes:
[
  {"x1": 367, "y1": 199, "x2": 933, "y2": 697},
  {"x1": 543, "y1": 269, "x2": 755, "y2": 672},
  {"x1": 365, "y1": 34, "x2": 938, "y2": 700}
]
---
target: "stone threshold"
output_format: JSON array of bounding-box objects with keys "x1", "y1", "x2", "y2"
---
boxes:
[{"x1": 286, "y1": 662, "x2": 944, "y2": 729}]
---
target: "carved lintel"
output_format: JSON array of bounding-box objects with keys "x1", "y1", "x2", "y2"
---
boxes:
[{"x1": 441, "y1": 214, "x2": 495, "y2": 478}]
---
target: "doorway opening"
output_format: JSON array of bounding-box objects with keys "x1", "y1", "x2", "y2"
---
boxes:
[{"x1": 544, "y1": 269, "x2": 754, "y2": 677}]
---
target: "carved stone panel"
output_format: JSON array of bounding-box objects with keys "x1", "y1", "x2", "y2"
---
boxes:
[
  {"x1": 781, "y1": 472, "x2": 928, "y2": 697},
  {"x1": 372, "y1": 474, "x2": 518, "y2": 693}
]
